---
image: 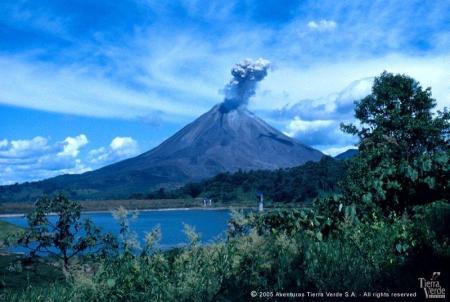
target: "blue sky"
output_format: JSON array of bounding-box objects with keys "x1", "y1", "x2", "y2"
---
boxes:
[{"x1": 1, "y1": 0, "x2": 449, "y2": 184}]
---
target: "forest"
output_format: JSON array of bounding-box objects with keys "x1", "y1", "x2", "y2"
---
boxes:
[{"x1": 143, "y1": 155, "x2": 347, "y2": 204}]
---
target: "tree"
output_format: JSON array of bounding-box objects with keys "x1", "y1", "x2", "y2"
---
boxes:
[
  {"x1": 183, "y1": 182, "x2": 203, "y2": 198},
  {"x1": 341, "y1": 72, "x2": 449, "y2": 214},
  {"x1": 19, "y1": 195, "x2": 117, "y2": 275}
]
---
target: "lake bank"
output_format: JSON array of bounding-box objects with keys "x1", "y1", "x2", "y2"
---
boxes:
[
  {"x1": 0, "y1": 198, "x2": 258, "y2": 215},
  {"x1": 0, "y1": 206, "x2": 252, "y2": 218}
]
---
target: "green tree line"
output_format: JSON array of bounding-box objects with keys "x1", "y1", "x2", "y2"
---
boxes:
[{"x1": 143, "y1": 156, "x2": 347, "y2": 204}]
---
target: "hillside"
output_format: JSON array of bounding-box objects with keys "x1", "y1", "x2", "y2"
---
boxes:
[{"x1": 335, "y1": 149, "x2": 358, "y2": 160}]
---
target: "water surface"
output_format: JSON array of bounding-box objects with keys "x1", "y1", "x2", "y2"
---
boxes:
[{"x1": 1, "y1": 209, "x2": 231, "y2": 250}]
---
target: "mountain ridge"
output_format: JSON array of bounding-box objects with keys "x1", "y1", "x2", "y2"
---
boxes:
[{"x1": 335, "y1": 149, "x2": 358, "y2": 160}]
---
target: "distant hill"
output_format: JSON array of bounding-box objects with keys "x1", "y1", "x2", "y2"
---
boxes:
[
  {"x1": 0, "y1": 105, "x2": 323, "y2": 202},
  {"x1": 145, "y1": 156, "x2": 347, "y2": 204},
  {"x1": 335, "y1": 149, "x2": 358, "y2": 160}
]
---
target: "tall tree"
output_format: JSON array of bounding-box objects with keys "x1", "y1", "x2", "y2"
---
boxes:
[
  {"x1": 341, "y1": 72, "x2": 449, "y2": 214},
  {"x1": 19, "y1": 195, "x2": 117, "y2": 275}
]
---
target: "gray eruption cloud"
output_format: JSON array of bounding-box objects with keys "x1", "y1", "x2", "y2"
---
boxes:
[{"x1": 220, "y1": 58, "x2": 271, "y2": 112}]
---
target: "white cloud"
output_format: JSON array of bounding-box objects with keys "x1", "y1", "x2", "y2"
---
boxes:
[
  {"x1": 335, "y1": 78, "x2": 373, "y2": 111},
  {"x1": 284, "y1": 118, "x2": 333, "y2": 137},
  {"x1": 0, "y1": 136, "x2": 50, "y2": 159},
  {"x1": 251, "y1": 54, "x2": 450, "y2": 112},
  {"x1": 0, "y1": 135, "x2": 142, "y2": 184},
  {"x1": 322, "y1": 145, "x2": 357, "y2": 157},
  {"x1": 58, "y1": 134, "x2": 88, "y2": 157},
  {"x1": 307, "y1": 20, "x2": 337, "y2": 31},
  {"x1": 1, "y1": 23, "x2": 448, "y2": 124},
  {"x1": 273, "y1": 79, "x2": 369, "y2": 153},
  {"x1": 0, "y1": 56, "x2": 209, "y2": 121},
  {"x1": 110, "y1": 137, "x2": 139, "y2": 156},
  {"x1": 89, "y1": 136, "x2": 139, "y2": 165},
  {"x1": 273, "y1": 77, "x2": 374, "y2": 122},
  {"x1": 0, "y1": 135, "x2": 90, "y2": 185},
  {"x1": 283, "y1": 116, "x2": 356, "y2": 153}
]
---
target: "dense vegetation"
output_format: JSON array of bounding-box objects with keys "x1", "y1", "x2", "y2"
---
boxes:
[
  {"x1": 340, "y1": 72, "x2": 449, "y2": 215},
  {"x1": 142, "y1": 156, "x2": 346, "y2": 204},
  {"x1": 1, "y1": 72, "x2": 449, "y2": 301}
]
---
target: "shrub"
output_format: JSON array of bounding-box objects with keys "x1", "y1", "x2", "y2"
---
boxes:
[{"x1": 18, "y1": 195, "x2": 117, "y2": 275}]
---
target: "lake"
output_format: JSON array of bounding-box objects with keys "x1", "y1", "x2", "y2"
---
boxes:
[{"x1": 0, "y1": 209, "x2": 231, "y2": 250}]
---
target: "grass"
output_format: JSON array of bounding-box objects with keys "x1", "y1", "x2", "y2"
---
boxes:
[
  {"x1": 0, "y1": 254, "x2": 66, "y2": 294},
  {"x1": 0, "y1": 220, "x2": 64, "y2": 297},
  {"x1": 0, "y1": 221, "x2": 23, "y2": 243}
]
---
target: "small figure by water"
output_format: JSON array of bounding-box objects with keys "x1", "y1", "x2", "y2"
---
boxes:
[
  {"x1": 202, "y1": 198, "x2": 213, "y2": 207},
  {"x1": 257, "y1": 191, "x2": 264, "y2": 212}
]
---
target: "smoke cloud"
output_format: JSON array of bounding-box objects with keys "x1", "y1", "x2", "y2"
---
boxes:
[{"x1": 220, "y1": 58, "x2": 271, "y2": 112}]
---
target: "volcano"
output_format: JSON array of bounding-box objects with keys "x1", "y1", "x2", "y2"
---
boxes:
[
  {"x1": 1, "y1": 105, "x2": 324, "y2": 201},
  {"x1": 100, "y1": 104, "x2": 323, "y2": 181}
]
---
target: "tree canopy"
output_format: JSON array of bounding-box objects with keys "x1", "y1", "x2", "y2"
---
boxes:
[
  {"x1": 341, "y1": 71, "x2": 449, "y2": 214},
  {"x1": 18, "y1": 195, "x2": 117, "y2": 274}
]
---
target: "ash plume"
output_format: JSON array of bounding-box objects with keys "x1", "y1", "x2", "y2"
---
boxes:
[{"x1": 220, "y1": 58, "x2": 271, "y2": 113}]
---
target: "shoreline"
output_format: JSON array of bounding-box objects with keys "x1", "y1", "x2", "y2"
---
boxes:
[
  {"x1": 0, "y1": 206, "x2": 251, "y2": 218},
  {"x1": 0, "y1": 198, "x2": 259, "y2": 217}
]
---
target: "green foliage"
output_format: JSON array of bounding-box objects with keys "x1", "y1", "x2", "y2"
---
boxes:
[
  {"x1": 2, "y1": 282, "x2": 74, "y2": 302},
  {"x1": 412, "y1": 200, "x2": 450, "y2": 253},
  {"x1": 153, "y1": 156, "x2": 346, "y2": 204},
  {"x1": 341, "y1": 72, "x2": 449, "y2": 214},
  {"x1": 0, "y1": 221, "x2": 23, "y2": 249},
  {"x1": 228, "y1": 208, "x2": 331, "y2": 240},
  {"x1": 182, "y1": 183, "x2": 203, "y2": 198},
  {"x1": 0, "y1": 254, "x2": 66, "y2": 300},
  {"x1": 18, "y1": 195, "x2": 117, "y2": 272},
  {"x1": 112, "y1": 207, "x2": 141, "y2": 253},
  {"x1": 5, "y1": 204, "x2": 448, "y2": 301},
  {"x1": 303, "y1": 215, "x2": 415, "y2": 291}
]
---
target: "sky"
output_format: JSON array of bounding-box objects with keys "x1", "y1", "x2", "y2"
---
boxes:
[{"x1": 0, "y1": 0, "x2": 449, "y2": 185}]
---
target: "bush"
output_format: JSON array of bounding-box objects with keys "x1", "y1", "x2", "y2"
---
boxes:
[
  {"x1": 3, "y1": 203, "x2": 449, "y2": 301},
  {"x1": 18, "y1": 195, "x2": 117, "y2": 275}
]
